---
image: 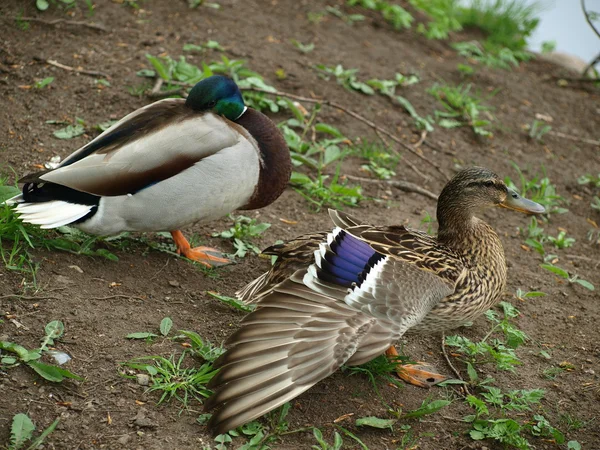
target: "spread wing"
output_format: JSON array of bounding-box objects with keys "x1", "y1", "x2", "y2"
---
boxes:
[{"x1": 207, "y1": 210, "x2": 462, "y2": 435}]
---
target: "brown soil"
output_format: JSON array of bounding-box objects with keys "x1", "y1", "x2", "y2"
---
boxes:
[{"x1": 0, "y1": 1, "x2": 599, "y2": 449}]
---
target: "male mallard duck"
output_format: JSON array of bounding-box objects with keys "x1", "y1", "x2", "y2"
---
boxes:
[
  {"x1": 6, "y1": 76, "x2": 291, "y2": 266},
  {"x1": 205, "y1": 167, "x2": 545, "y2": 435}
]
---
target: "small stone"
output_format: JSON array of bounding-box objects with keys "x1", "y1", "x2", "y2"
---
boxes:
[
  {"x1": 136, "y1": 374, "x2": 150, "y2": 386},
  {"x1": 117, "y1": 435, "x2": 132, "y2": 446},
  {"x1": 168, "y1": 280, "x2": 180, "y2": 287},
  {"x1": 68, "y1": 265, "x2": 84, "y2": 273},
  {"x1": 55, "y1": 275, "x2": 73, "y2": 284}
]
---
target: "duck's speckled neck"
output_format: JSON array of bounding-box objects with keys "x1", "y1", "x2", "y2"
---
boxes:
[{"x1": 235, "y1": 109, "x2": 291, "y2": 210}]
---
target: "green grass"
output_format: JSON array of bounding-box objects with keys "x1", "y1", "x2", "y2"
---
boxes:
[
  {"x1": 428, "y1": 83, "x2": 494, "y2": 136},
  {"x1": 122, "y1": 320, "x2": 224, "y2": 408},
  {"x1": 353, "y1": 140, "x2": 400, "y2": 180},
  {"x1": 291, "y1": 170, "x2": 363, "y2": 211},
  {"x1": 505, "y1": 163, "x2": 568, "y2": 215},
  {"x1": 347, "y1": 0, "x2": 414, "y2": 30},
  {"x1": 213, "y1": 214, "x2": 271, "y2": 258},
  {"x1": 458, "y1": 0, "x2": 541, "y2": 51}
]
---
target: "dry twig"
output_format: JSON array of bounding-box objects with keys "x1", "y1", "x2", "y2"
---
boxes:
[
  {"x1": 18, "y1": 16, "x2": 108, "y2": 32},
  {"x1": 344, "y1": 174, "x2": 438, "y2": 200},
  {"x1": 441, "y1": 333, "x2": 471, "y2": 396},
  {"x1": 34, "y1": 57, "x2": 109, "y2": 78},
  {"x1": 547, "y1": 130, "x2": 600, "y2": 147}
]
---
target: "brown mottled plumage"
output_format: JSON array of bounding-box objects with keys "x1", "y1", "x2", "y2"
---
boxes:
[{"x1": 206, "y1": 167, "x2": 545, "y2": 435}]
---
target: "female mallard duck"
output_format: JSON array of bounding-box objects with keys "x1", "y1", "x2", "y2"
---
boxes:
[
  {"x1": 205, "y1": 167, "x2": 545, "y2": 435},
  {"x1": 6, "y1": 75, "x2": 291, "y2": 266}
]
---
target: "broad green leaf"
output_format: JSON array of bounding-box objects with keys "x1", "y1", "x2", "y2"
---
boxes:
[
  {"x1": 53, "y1": 124, "x2": 85, "y2": 140},
  {"x1": 540, "y1": 263, "x2": 569, "y2": 278},
  {"x1": 2, "y1": 356, "x2": 17, "y2": 365},
  {"x1": 160, "y1": 317, "x2": 173, "y2": 336},
  {"x1": 10, "y1": 413, "x2": 35, "y2": 449},
  {"x1": 94, "y1": 249, "x2": 119, "y2": 261},
  {"x1": 574, "y1": 279, "x2": 594, "y2": 290},
  {"x1": 0, "y1": 341, "x2": 33, "y2": 361},
  {"x1": 27, "y1": 361, "x2": 83, "y2": 382},
  {"x1": 467, "y1": 362, "x2": 478, "y2": 382},
  {"x1": 146, "y1": 54, "x2": 170, "y2": 81},
  {"x1": 438, "y1": 118, "x2": 463, "y2": 129},
  {"x1": 568, "y1": 441, "x2": 582, "y2": 450},
  {"x1": 355, "y1": 416, "x2": 396, "y2": 429},
  {"x1": 136, "y1": 69, "x2": 156, "y2": 78},
  {"x1": 0, "y1": 186, "x2": 21, "y2": 203},
  {"x1": 315, "y1": 123, "x2": 344, "y2": 138},
  {"x1": 401, "y1": 399, "x2": 451, "y2": 419},
  {"x1": 206, "y1": 292, "x2": 255, "y2": 313},
  {"x1": 126, "y1": 332, "x2": 158, "y2": 339},
  {"x1": 469, "y1": 429, "x2": 485, "y2": 440},
  {"x1": 45, "y1": 321, "x2": 64, "y2": 340},
  {"x1": 36, "y1": 0, "x2": 49, "y2": 10}
]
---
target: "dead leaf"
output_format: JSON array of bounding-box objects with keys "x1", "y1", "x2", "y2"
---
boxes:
[
  {"x1": 333, "y1": 413, "x2": 354, "y2": 423},
  {"x1": 279, "y1": 218, "x2": 298, "y2": 225}
]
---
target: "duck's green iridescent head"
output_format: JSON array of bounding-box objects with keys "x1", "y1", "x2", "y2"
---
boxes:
[{"x1": 185, "y1": 75, "x2": 246, "y2": 121}]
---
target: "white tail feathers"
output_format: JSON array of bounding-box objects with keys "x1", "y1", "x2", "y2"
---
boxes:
[
  {"x1": 3, "y1": 193, "x2": 23, "y2": 205},
  {"x1": 15, "y1": 201, "x2": 93, "y2": 228}
]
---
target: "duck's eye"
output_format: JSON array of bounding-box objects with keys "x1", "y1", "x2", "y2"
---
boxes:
[
  {"x1": 511, "y1": 191, "x2": 519, "y2": 199},
  {"x1": 484, "y1": 181, "x2": 494, "y2": 187},
  {"x1": 207, "y1": 100, "x2": 217, "y2": 108}
]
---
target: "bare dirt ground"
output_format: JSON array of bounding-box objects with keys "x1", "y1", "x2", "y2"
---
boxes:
[{"x1": 0, "y1": 0, "x2": 599, "y2": 449}]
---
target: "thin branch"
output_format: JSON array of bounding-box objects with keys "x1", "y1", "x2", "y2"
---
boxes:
[
  {"x1": 33, "y1": 57, "x2": 109, "y2": 78},
  {"x1": 583, "y1": 52, "x2": 600, "y2": 78},
  {"x1": 581, "y1": 0, "x2": 600, "y2": 40},
  {"x1": 18, "y1": 16, "x2": 108, "y2": 32},
  {"x1": 441, "y1": 334, "x2": 471, "y2": 396},
  {"x1": 243, "y1": 87, "x2": 449, "y2": 181},
  {"x1": 547, "y1": 130, "x2": 600, "y2": 147},
  {"x1": 344, "y1": 175, "x2": 438, "y2": 200},
  {"x1": 0, "y1": 294, "x2": 61, "y2": 301}
]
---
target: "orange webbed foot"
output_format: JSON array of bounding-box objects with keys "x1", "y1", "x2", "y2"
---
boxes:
[
  {"x1": 385, "y1": 346, "x2": 447, "y2": 388},
  {"x1": 170, "y1": 230, "x2": 232, "y2": 267}
]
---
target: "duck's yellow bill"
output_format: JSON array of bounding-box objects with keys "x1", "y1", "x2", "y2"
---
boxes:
[{"x1": 500, "y1": 188, "x2": 546, "y2": 214}]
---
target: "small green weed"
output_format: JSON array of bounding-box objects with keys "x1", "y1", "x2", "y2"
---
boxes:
[
  {"x1": 183, "y1": 40, "x2": 224, "y2": 52},
  {"x1": 446, "y1": 302, "x2": 527, "y2": 379},
  {"x1": 577, "y1": 173, "x2": 600, "y2": 188},
  {"x1": 188, "y1": 0, "x2": 220, "y2": 9},
  {"x1": 325, "y1": 5, "x2": 365, "y2": 25},
  {"x1": 1, "y1": 321, "x2": 83, "y2": 383},
  {"x1": 452, "y1": 41, "x2": 532, "y2": 70},
  {"x1": 348, "y1": 0, "x2": 414, "y2": 30},
  {"x1": 291, "y1": 170, "x2": 362, "y2": 211},
  {"x1": 409, "y1": 0, "x2": 462, "y2": 39},
  {"x1": 527, "y1": 119, "x2": 552, "y2": 142},
  {"x1": 548, "y1": 230, "x2": 575, "y2": 249},
  {"x1": 122, "y1": 320, "x2": 222, "y2": 407},
  {"x1": 429, "y1": 83, "x2": 494, "y2": 136},
  {"x1": 505, "y1": 163, "x2": 568, "y2": 214},
  {"x1": 33, "y1": 77, "x2": 54, "y2": 89},
  {"x1": 463, "y1": 387, "x2": 574, "y2": 449},
  {"x1": 123, "y1": 352, "x2": 216, "y2": 406},
  {"x1": 314, "y1": 64, "x2": 375, "y2": 95},
  {"x1": 540, "y1": 263, "x2": 595, "y2": 291},
  {"x1": 7, "y1": 413, "x2": 59, "y2": 450},
  {"x1": 353, "y1": 140, "x2": 400, "y2": 180},
  {"x1": 213, "y1": 215, "x2": 271, "y2": 258},
  {"x1": 291, "y1": 39, "x2": 315, "y2": 53}
]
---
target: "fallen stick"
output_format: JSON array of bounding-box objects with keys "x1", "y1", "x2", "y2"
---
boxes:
[
  {"x1": 18, "y1": 16, "x2": 108, "y2": 32},
  {"x1": 33, "y1": 56, "x2": 109, "y2": 78},
  {"x1": 344, "y1": 174, "x2": 438, "y2": 200},
  {"x1": 547, "y1": 130, "x2": 600, "y2": 147}
]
